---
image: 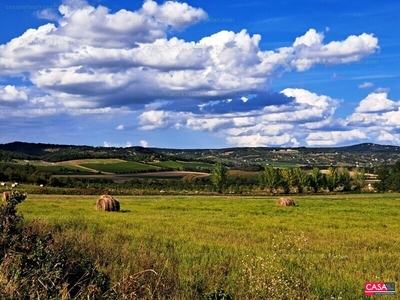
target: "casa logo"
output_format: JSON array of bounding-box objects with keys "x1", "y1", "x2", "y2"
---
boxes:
[{"x1": 364, "y1": 282, "x2": 395, "y2": 296}]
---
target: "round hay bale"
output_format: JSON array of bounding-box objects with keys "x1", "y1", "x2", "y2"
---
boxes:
[
  {"x1": 96, "y1": 195, "x2": 120, "y2": 212},
  {"x1": 276, "y1": 197, "x2": 296, "y2": 207}
]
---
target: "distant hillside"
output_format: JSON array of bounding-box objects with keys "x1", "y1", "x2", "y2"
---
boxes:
[{"x1": 1, "y1": 141, "x2": 400, "y2": 169}]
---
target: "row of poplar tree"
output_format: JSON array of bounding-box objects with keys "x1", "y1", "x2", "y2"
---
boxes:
[
  {"x1": 211, "y1": 163, "x2": 367, "y2": 194},
  {"x1": 258, "y1": 166, "x2": 366, "y2": 194}
]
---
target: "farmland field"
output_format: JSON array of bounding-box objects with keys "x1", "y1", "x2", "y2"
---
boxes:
[
  {"x1": 80, "y1": 161, "x2": 160, "y2": 173},
  {"x1": 149, "y1": 160, "x2": 214, "y2": 169},
  {"x1": 13, "y1": 159, "x2": 98, "y2": 174},
  {"x1": 54, "y1": 170, "x2": 210, "y2": 183},
  {"x1": 18, "y1": 194, "x2": 400, "y2": 299}
]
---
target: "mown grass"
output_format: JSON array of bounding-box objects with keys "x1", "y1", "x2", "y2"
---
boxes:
[{"x1": 18, "y1": 194, "x2": 400, "y2": 299}]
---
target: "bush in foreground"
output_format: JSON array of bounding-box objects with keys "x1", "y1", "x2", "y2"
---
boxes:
[{"x1": 0, "y1": 191, "x2": 110, "y2": 299}]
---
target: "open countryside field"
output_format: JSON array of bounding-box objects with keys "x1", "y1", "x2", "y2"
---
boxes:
[
  {"x1": 12, "y1": 159, "x2": 116, "y2": 175},
  {"x1": 150, "y1": 160, "x2": 214, "y2": 169},
  {"x1": 13, "y1": 159, "x2": 162, "y2": 174},
  {"x1": 54, "y1": 170, "x2": 210, "y2": 183},
  {"x1": 11, "y1": 159, "x2": 95, "y2": 174},
  {"x1": 80, "y1": 161, "x2": 160, "y2": 173},
  {"x1": 18, "y1": 193, "x2": 400, "y2": 299}
]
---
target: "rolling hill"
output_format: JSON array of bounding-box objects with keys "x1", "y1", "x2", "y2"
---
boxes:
[{"x1": 1, "y1": 141, "x2": 400, "y2": 170}]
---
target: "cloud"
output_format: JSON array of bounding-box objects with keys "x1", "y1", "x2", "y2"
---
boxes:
[
  {"x1": 355, "y1": 92, "x2": 399, "y2": 113},
  {"x1": 226, "y1": 133, "x2": 292, "y2": 147},
  {"x1": 139, "y1": 110, "x2": 170, "y2": 130},
  {"x1": 305, "y1": 129, "x2": 367, "y2": 146},
  {"x1": 375, "y1": 87, "x2": 390, "y2": 93},
  {"x1": 103, "y1": 141, "x2": 133, "y2": 148},
  {"x1": 140, "y1": 140, "x2": 148, "y2": 147},
  {"x1": 0, "y1": 1, "x2": 386, "y2": 147},
  {"x1": 56, "y1": 0, "x2": 207, "y2": 43},
  {"x1": 137, "y1": 88, "x2": 342, "y2": 147},
  {"x1": 341, "y1": 91, "x2": 400, "y2": 145},
  {"x1": 377, "y1": 130, "x2": 399, "y2": 142},
  {"x1": 0, "y1": 85, "x2": 28, "y2": 104},
  {"x1": 290, "y1": 29, "x2": 379, "y2": 71},
  {"x1": 358, "y1": 81, "x2": 374, "y2": 89},
  {"x1": 0, "y1": 0, "x2": 379, "y2": 113},
  {"x1": 35, "y1": 9, "x2": 60, "y2": 21}
]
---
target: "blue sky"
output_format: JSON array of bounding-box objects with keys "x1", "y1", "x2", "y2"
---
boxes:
[{"x1": 0, "y1": 0, "x2": 399, "y2": 148}]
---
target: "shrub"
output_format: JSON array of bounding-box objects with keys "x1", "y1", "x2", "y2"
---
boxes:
[
  {"x1": 203, "y1": 288, "x2": 233, "y2": 300},
  {"x1": 0, "y1": 192, "x2": 111, "y2": 299}
]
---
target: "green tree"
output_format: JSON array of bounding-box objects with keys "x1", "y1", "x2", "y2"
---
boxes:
[
  {"x1": 211, "y1": 163, "x2": 228, "y2": 193},
  {"x1": 325, "y1": 166, "x2": 340, "y2": 192},
  {"x1": 337, "y1": 167, "x2": 351, "y2": 191},
  {"x1": 293, "y1": 167, "x2": 310, "y2": 193},
  {"x1": 259, "y1": 166, "x2": 281, "y2": 194},
  {"x1": 309, "y1": 167, "x2": 325, "y2": 193},
  {"x1": 375, "y1": 165, "x2": 390, "y2": 192},
  {"x1": 375, "y1": 160, "x2": 400, "y2": 192},
  {"x1": 352, "y1": 167, "x2": 366, "y2": 192},
  {"x1": 280, "y1": 168, "x2": 294, "y2": 194}
]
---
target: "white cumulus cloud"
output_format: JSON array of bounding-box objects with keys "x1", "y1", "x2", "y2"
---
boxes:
[
  {"x1": 0, "y1": 85, "x2": 28, "y2": 103},
  {"x1": 355, "y1": 92, "x2": 399, "y2": 113},
  {"x1": 306, "y1": 129, "x2": 367, "y2": 146}
]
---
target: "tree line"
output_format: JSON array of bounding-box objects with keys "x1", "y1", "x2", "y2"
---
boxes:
[
  {"x1": 0, "y1": 163, "x2": 50, "y2": 185},
  {"x1": 258, "y1": 166, "x2": 366, "y2": 194},
  {"x1": 210, "y1": 163, "x2": 368, "y2": 194},
  {"x1": 374, "y1": 160, "x2": 400, "y2": 192},
  {"x1": 2, "y1": 161, "x2": 400, "y2": 194}
]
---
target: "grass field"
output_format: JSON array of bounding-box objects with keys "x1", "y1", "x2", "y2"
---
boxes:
[
  {"x1": 80, "y1": 161, "x2": 160, "y2": 173},
  {"x1": 150, "y1": 160, "x2": 214, "y2": 169},
  {"x1": 17, "y1": 194, "x2": 400, "y2": 299},
  {"x1": 13, "y1": 159, "x2": 97, "y2": 174}
]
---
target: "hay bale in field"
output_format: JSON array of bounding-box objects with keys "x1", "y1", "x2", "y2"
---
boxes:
[
  {"x1": 2, "y1": 191, "x2": 12, "y2": 202},
  {"x1": 96, "y1": 195, "x2": 120, "y2": 212},
  {"x1": 276, "y1": 197, "x2": 296, "y2": 207}
]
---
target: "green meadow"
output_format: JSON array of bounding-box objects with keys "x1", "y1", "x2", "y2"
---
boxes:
[
  {"x1": 80, "y1": 161, "x2": 160, "y2": 173},
  {"x1": 18, "y1": 194, "x2": 400, "y2": 299},
  {"x1": 150, "y1": 160, "x2": 214, "y2": 169}
]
